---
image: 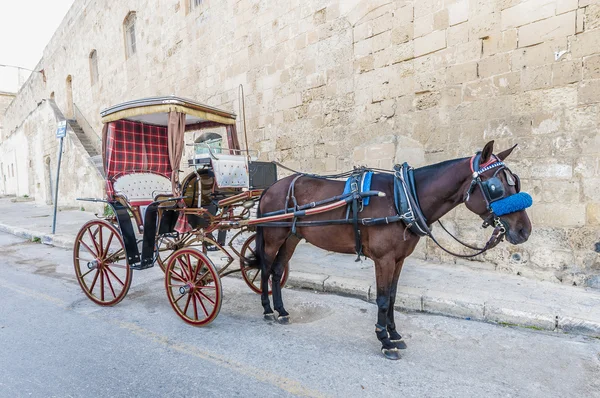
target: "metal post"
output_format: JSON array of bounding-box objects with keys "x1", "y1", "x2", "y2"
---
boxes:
[{"x1": 51, "y1": 137, "x2": 64, "y2": 234}]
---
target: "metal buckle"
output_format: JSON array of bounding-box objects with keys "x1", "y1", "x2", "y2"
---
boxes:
[
  {"x1": 361, "y1": 218, "x2": 372, "y2": 225},
  {"x1": 351, "y1": 181, "x2": 358, "y2": 192}
]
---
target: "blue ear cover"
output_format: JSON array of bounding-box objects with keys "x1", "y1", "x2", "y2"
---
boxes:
[{"x1": 490, "y1": 192, "x2": 533, "y2": 216}]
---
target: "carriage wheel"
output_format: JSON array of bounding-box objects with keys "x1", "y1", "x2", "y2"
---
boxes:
[
  {"x1": 239, "y1": 233, "x2": 289, "y2": 295},
  {"x1": 165, "y1": 248, "x2": 222, "y2": 326},
  {"x1": 156, "y1": 233, "x2": 189, "y2": 273},
  {"x1": 73, "y1": 220, "x2": 132, "y2": 306}
]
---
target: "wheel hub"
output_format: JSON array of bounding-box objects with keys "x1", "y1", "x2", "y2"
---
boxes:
[{"x1": 87, "y1": 259, "x2": 100, "y2": 270}]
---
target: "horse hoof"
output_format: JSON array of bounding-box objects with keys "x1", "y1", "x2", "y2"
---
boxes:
[
  {"x1": 392, "y1": 340, "x2": 407, "y2": 350},
  {"x1": 278, "y1": 315, "x2": 290, "y2": 324},
  {"x1": 381, "y1": 348, "x2": 401, "y2": 360},
  {"x1": 264, "y1": 313, "x2": 276, "y2": 321}
]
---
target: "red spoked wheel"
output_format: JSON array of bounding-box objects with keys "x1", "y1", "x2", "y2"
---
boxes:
[
  {"x1": 73, "y1": 220, "x2": 132, "y2": 306},
  {"x1": 165, "y1": 248, "x2": 222, "y2": 326},
  {"x1": 239, "y1": 233, "x2": 289, "y2": 295}
]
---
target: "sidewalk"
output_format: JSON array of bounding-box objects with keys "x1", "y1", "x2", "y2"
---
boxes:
[{"x1": 1, "y1": 196, "x2": 599, "y2": 337}]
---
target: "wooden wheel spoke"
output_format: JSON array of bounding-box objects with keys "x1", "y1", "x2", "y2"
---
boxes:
[
  {"x1": 88, "y1": 269, "x2": 100, "y2": 293},
  {"x1": 196, "y1": 288, "x2": 216, "y2": 305},
  {"x1": 173, "y1": 292, "x2": 187, "y2": 304},
  {"x1": 194, "y1": 291, "x2": 210, "y2": 318},
  {"x1": 104, "y1": 265, "x2": 125, "y2": 287},
  {"x1": 251, "y1": 270, "x2": 260, "y2": 284},
  {"x1": 104, "y1": 269, "x2": 117, "y2": 299},
  {"x1": 105, "y1": 262, "x2": 128, "y2": 270},
  {"x1": 248, "y1": 247, "x2": 256, "y2": 256},
  {"x1": 106, "y1": 248, "x2": 125, "y2": 262},
  {"x1": 80, "y1": 267, "x2": 95, "y2": 279},
  {"x1": 177, "y1": 258, "x2": 191, "y2": 280},
  {"x1": 170, "y1": 270, "x2": 186, "y2": 283},
  {"x1": 186, "y1": 253, "x2": 195, "y2": 282},
  {"x1": 168, "y1": 284, "x2": 186, "y2": 288},
  {"x1": 103, "y1": 232, "x2": 114, "y2": 260},
  {"x1": 192, "y1": 291, "x2": 199, "y2": 320},
  {"x1": 183, "y1": 293, "x2": 192, "y2": 314},
  {"x1": 80, "y1": 240, "x2": 98, "y2": 258},
  {"x1": 192, "y1": 256, "x2": 202, "y2": 280},
  {"x1": 98, "y1": 226, "x2": 104, "y2": 258},
  {"x1": 99, "y1": 269, "x2": 105, "y2": 301},
  {"x1": 88, "y1": 228, "x2": 102, "y2": 258}
]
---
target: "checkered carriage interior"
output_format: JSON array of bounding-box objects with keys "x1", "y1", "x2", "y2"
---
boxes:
[{"x1": 105, "y1": 120, "x2": 173, "y2": 229}]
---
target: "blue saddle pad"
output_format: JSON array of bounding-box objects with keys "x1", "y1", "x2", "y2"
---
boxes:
[{"x1": 343, "y1": 171, "x2": 374, "y2": 206}]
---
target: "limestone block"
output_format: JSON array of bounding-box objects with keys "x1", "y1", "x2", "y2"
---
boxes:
[
  {"x1": 522, "y1": 65, "x2": 553, "y2": 91},
  {"x1": 414, "y1": 29, "x2": 447, "y2": 57},
  {"x1": 454, "y1": 40, "x2": 483, "y2": 64},
  {"x1": 578, "y1": 79, "x2": 600, "y2": 104},
  {"x1": 447, "y1": 0, "x2": 469, "y2": 26},
  {"x1": 557, "y1": 0, "x2": 579, "y2": 14},
  {"x1": 541, "y1": 180, "x2": 581, "y2": 203},
  {"x1": 511, "y1": 43, "x2": 556, "y2": 70},
  {"x1": 415, "y1": 69, "x2": 446, "y2": 92},
  {"x1": 552, "y1": 61, "x2": 582, "y2": 86},
  {"x1": 434, "y1": 9, "x2": 450, "y2": 30},
  {"x1": 463, "y1": 79, "x2": 496, "y2": 100},
  {"x1": 529, "y1": 203, "x2": 586, "y2": 227},
  {"x1": 391, "y1": 24, "x2": 414, "y2": 45},
  {"x1": 478, "y1": 53, "x2": 511, "y2": 78},
  {"x1": 584, "y1": 55, "x2": 600, "y2": 79},
  {"x1": 501, "y1": 0, "x2": 555, "y2": 29},
  {"x1": 530, "y1": 159, "x2": 573, "y2": 179},
  {"x1": 447, "y1": 23, "x2": 469, "y2": 46},
  {"x1": 492, "y1": 72, "x2": 521, "y2": 95},
  {"x1": 579, "y1": 0, "x2": 599, "y2": 6},
  {"x1": 468, "y1": 12, "x2": 500, "y2": 40},
  {"x1": 414, "y1": 0, "x2": 443, "y2": 18},
  {"x1": 587, "y1": 203, "x2": 600, "y2": 225},
  {"x1": 440, "y1": 85, "x2": 463, "y2": 106},
  {"x1": 529, "y1": 247, "x2": 576, "y2": 269},
  {"x1": 413, "y1": 91, "x2": 441, "y2": 109},
  {"x1": 582, "y1": 178, "x2": 600, "y2": 201},
  {"x1": 518, "y1": 12, "x2": 576, "y2": 48},
  {"x1": 446, "y1": 62, "x2": 478, "y2": 84},
  {"x1": 586, "y1": 4, "x2": 600, "y2": 30},
  {"x1": 571, "y1": 29, "x2": 600, "y2": 58},
  {"x1": 414, "y1": 14, "x2": 434, "y2": 38}
]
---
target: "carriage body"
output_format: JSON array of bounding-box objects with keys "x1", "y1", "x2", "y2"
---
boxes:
[{"x1": 73, "y1": 96, "x2": 283, "y2": 326}]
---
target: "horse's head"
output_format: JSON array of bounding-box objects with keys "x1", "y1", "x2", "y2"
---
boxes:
[{"x1": 463, "y1": 141, "x2": 532, "y2": 245}]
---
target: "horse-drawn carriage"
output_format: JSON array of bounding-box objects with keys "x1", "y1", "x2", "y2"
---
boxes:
[
  {"x1": 74, "y1": 95, "x2": 533, "y2": 359},
  {"x1": 74, "y1": 96, "x2": 286, "y2": 325}
]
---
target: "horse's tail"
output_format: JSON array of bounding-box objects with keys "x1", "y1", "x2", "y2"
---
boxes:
[{"x1": 245, "y1": 190, "x2": 267, "y2": 270}]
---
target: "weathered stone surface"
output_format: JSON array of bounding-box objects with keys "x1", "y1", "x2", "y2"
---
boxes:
[
  {"x1": 501, "y1": 0, "x2": 556, "y2": 29},
  {"x1": 414, "y1": 29, "x2": 447, "y2": 57},
  {"x1": 518, "y1": 11, "x2": 576, "y2": 48}
]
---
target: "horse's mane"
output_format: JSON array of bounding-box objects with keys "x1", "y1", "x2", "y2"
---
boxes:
[{"x1": 414, "y1": 157, "x2": 467, "y2": 178}]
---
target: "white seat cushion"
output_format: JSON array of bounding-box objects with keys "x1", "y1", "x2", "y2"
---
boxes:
[
  {"x1": 113, "y1": 173, "x2": 172, "y2": 204},
  {"x1": 211, "y1": 154, "x2": 249, "y2": 188}
]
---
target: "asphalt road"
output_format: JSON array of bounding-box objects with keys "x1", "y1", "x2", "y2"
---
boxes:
[{"x1": 1, "y1": 231, "x2": 599, "y2": 398}]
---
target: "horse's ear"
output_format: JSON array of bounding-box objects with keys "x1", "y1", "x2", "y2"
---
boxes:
[
  {"x1": 496, "y1": 144, "x2": 518, "y2": 161},
  {"x1": 481, "y1": 141, "x2": 494, "y2": 164}
]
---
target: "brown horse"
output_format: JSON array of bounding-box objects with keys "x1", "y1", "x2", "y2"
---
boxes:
[{"x1": 250, "y1": 141, "x2": 532, "y2": 359}]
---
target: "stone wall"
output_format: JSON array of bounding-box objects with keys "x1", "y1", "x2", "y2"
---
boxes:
[{"x1": 2, "y1": 0, "x2": 599, "y2": 286}]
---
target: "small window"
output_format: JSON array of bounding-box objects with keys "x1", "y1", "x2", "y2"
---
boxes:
[
  {"x1": 124, "y1": 12, "x2": 137, "y2": 58},
  {"x1": 89, "y1": 50, "x2": 99, "y2": 85},
  {"x1": 190, "y1": 0, "x2": 203, "y2": 11}
]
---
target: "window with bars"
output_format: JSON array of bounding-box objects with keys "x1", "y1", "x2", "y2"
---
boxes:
[
  {"x1": 89, "y1": 50, "x2": 99, "y2": 85},
  {"x1": 124, "y1": 12, "x2": 137, "y2": 58}
]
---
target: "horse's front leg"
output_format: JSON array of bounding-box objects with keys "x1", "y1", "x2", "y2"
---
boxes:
[
  {"x1": 386, "y1": 259, "x2": 407, "y2": 350},
  {"x1": 374, "y1": 255, "x2": 400, "y2": 360}
]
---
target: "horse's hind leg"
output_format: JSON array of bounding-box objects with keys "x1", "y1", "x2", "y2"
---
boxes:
[
  {"x1": 260, "y1": 231, "x2": 287, "y2": 321},
  {"x1": 386, "y1": 259, "x2": 407, "y2": 350},
  {"x1": 271, "y1": 235, "x2": 300, "y2": 324}
]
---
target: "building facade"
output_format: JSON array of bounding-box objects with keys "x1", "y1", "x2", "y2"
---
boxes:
[{"x1": 2, "y1": 0, "x2": 600, "y2": 286}]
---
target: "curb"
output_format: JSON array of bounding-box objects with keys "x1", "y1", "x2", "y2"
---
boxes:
[
  {"x1": 287, "y1": 271, "x2": 600, "y2": 338},
  {"x1": 0, "y1": 222, "x2": 74, "y2": 250},
  {"x1": 2, "y1": 223, "x2": 600, "y2": 339}
]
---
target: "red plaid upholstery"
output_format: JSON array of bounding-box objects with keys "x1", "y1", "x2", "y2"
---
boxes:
[{"x1": 105, "y1": 120, "x2": 172, "y2": 199}]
